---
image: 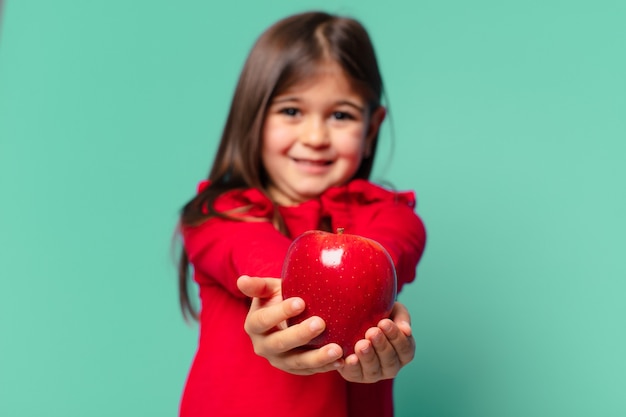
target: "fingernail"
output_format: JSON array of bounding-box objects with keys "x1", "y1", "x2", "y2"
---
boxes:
[
  {"x1": 373, "y1": 330, "x2": 384, "y2": 342},
  {"x1": 401, "y1": 321, "x2": 413, "y2": 336},
  {"x1": 291, "y1": 299, "x2": 304, "y2": 311},
  {"x1": 333, "y1": 360, "x2": 343, "y2": 368},
  {"x1": 328, "y1": 347, "x2": 339, "y2": 358},
  {"x1": 309, "y1": 318, "x2": 323, "y2": 332},
  {"x1": 360, "y1": 345, "x2": 370, "y2": 354},
  {"x1": 345, "y1": 355, "x2": 358, "y2": 366},
  {"x1": 381, "y1": 321, "x2": 393, "y2": 332}
]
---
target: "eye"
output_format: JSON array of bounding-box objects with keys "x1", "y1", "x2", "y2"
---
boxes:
[
  {"x1": 280, "y1": 107, "x2": 300, "y2": 117},
  {"x1": 332, "y1": 111, "x2": 356, "y2": 121}
]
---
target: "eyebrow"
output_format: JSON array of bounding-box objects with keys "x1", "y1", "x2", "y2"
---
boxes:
[{"x1": 271, "y1": 96, "x2": 365, "y2": 113}]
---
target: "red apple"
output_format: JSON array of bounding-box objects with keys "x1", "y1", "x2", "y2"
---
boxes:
[{"x1": 281, "y1": 228, "x2": 397, "y2": 356}]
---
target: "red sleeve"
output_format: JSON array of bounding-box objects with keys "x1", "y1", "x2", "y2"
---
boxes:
[
  {"x1": 182, "y1": 218, "x2": 291, "y2": 297},
  {"x1": 323, "y1": 180, "x2": 426, "y2": 291},
  {"x1": 353, "y1": 200, "x2": 426, "y2": 290},
  {"x1": 182, "y1": 184, "x2": 292, "y2": 297}
]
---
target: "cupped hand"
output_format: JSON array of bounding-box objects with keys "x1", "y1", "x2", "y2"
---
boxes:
[
  {"x1": 236, "y1": 275, "x2": 345, "y2": 375},
  {"x1": 338, "y1": 301, "x2": 415, "y2": 383}
]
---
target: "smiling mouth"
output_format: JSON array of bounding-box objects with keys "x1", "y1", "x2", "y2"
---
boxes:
[{"x1": 292, "y1": 158, "x2": 333, "y2": 166}]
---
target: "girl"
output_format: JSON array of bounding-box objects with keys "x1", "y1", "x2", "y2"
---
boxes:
[{"x1": 177, "y1": 11, "x2": 426, "y2": 417}]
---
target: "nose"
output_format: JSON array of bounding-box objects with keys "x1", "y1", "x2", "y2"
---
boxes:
[{"x1": 300, "y1": 116, "x2": 329, "y2": 148}]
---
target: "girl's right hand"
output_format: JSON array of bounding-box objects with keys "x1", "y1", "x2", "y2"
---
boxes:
[{"x1": 236, "y1": 276, "x2": 345, "y2": 375}]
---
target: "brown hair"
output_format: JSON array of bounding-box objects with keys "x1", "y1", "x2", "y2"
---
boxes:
[{"x1": 177, "y1": 11, "x2": 386, "y2": 320}]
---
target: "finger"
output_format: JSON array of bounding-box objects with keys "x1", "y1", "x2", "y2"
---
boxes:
[
  {"x1": 390, "y1": 302, "x2": 412, "y2": 333},
  {"x1": 390, "y1": 302, "x2": 410, "y2": 321},
  {"x1": 338, "y1": 340, "x2": 369, "y2": 382},
  {"x1": 366, "y1": 326, "x2": 401, "y2": 378},
  {"x1": 279, "y1": 343, "x2": 344, "y2": 375},
  {"x1": 237, "y1": 275, "x2": 281, "y2": 298},
  {"x1": 397, "y1": 320, "x2": 413, "y2": 338},
  {"x1": 254, "y1": 315, "x2": 327, "y2": 354},
  {"x1": 245, "y1": 297, "x2": 306, "y2": 335},
  {"x1": 366, "y1": 328, "x2": 395, "y2": 376},
  {"x1": 379, "y1": 318, "x2": 415, "y2": 365}
]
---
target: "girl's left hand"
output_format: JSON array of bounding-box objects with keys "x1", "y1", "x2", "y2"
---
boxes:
[{"x1": 337, "y1": 302, "x2": 416, "y2": 383}]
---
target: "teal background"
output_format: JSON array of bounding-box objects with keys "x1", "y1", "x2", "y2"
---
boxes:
[{"x1": 1, "y1": 1, "x2": 625, "y2": 416}]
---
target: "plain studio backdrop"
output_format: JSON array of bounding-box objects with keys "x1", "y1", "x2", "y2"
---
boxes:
[{"x1": 1, "y1": 1, "x2": 624, "y2": 416}]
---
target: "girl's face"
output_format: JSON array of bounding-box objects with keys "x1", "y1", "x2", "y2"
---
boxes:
[{"x1": 262, "y1": 63, "x2": 385, "y2": 206}]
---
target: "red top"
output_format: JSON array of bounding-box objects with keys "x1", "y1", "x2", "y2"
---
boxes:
[{"x1": 180, "y1": 179, "x2": 426, "y2": 417}]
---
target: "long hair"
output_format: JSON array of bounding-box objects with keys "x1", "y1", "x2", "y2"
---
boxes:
[{"x1": 178, "y1": 11, "x2": 385, "y2": 320}]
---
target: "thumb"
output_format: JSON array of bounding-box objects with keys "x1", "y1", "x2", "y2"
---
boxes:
[{"x1": 237, "y1": 275, "x2": 282, "y2": 298}]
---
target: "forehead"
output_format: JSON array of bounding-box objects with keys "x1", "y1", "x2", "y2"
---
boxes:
[{"x1": 276, "y1": 60, "x2": 366, "y2": 99}]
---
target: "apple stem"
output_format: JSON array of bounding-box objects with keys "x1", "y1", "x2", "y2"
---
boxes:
[{"x1": 337, "y1": 227, "x2": 345, "y2": 235}]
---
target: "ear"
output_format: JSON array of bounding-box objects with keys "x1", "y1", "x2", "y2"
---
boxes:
[{"x1": 364, "y1": 106, "x2": 387, "y2": 158}]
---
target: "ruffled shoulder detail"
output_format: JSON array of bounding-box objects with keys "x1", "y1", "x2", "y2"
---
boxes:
[
  {"x1": 321, "y1": 179, "x2": 416, "y2": 210},
  {"x1": 196, "y1": 180, "x2": 274, "y2": 220},
  {"x1": 197, "y1": 180, "x2": 210, "y2": 193}
]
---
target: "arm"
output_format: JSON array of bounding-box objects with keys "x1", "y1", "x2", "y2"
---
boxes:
[
  {"x1": 185, "y1": 212, "x2": 346, "y2": 373},
  {"x1": 183, "y1": 217, "x2": 291, "y2": 296},
  {"x1": 348, "y1": 199, "x2": 426, "y2": 290},
  {"x1": 329, "y1": 184, "x2": 426, "y2": 381}
]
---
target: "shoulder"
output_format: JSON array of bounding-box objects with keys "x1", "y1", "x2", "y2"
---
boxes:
[
  {"x1": 322, "y1": 179, "x2": 416, "y2": 209},
  {"x1": 196, "y1": 180, "x2": 274, "y2": 220}
]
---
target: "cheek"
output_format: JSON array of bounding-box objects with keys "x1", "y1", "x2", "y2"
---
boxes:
[
  {"x1": 335, "y1": 128, "x2": 367, "y2": 158},
  {"x1": 262, "y1": 119, "x2": 292, "y2": 154}
]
